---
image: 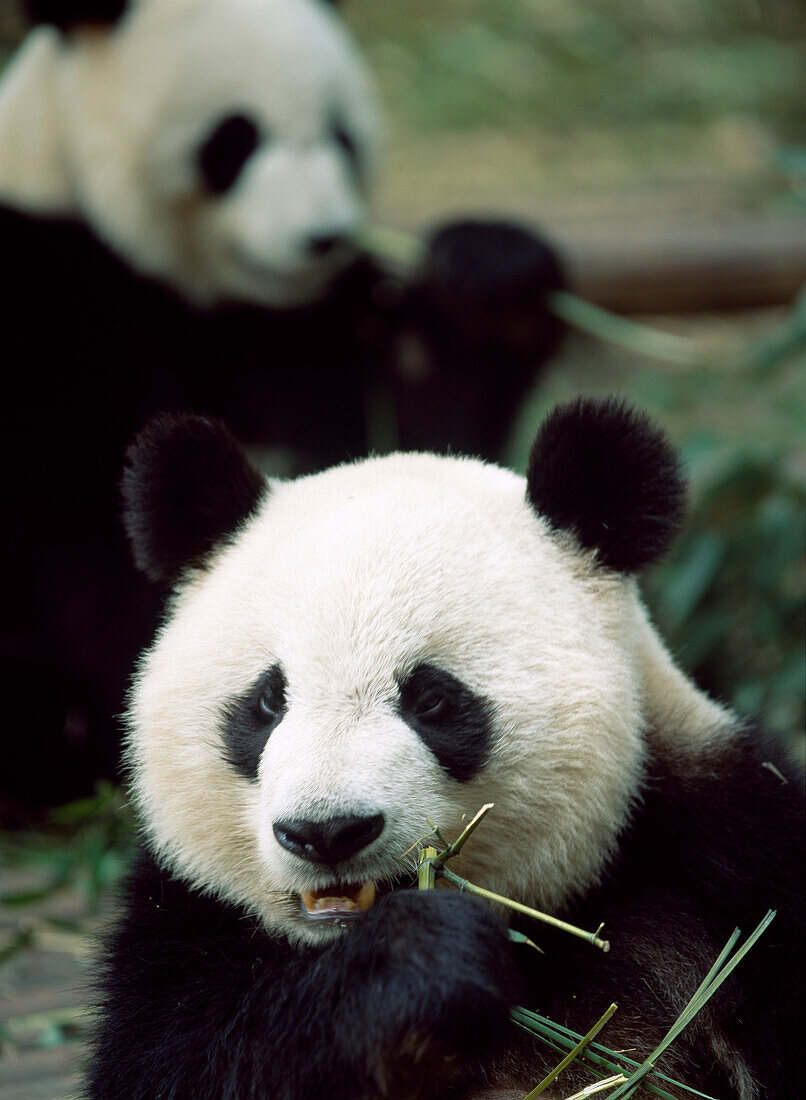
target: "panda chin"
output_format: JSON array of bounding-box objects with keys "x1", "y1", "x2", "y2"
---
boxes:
[
  {"x1": 300, "y1": 880, "x2": 377, "y2": 924},
  {"x1": 225, "y1": 244, "x2": 354, "y2": 308}
]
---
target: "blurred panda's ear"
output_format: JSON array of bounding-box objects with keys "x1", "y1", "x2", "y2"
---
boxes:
[
  {"x1": 122, "y1": 414, "x2": 266, "y2": 585},
  {"x1": 526, "y1": 397, "x2": 685, "y2": 573},
  {"x1": 21, "y1": 1, "x2": 128, "y2": 31}
]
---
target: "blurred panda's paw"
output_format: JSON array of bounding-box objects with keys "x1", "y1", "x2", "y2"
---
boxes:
[
  {"x1": 357, "y1": 890, "x2": 519, "y2": 1065},
  {"x1": 412, "y1": 219, "x2": 566, "y2": 361}
]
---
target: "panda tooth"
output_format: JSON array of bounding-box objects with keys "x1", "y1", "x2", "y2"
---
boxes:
[
  {"x1": 300, "y1": 881, "x2": 376, "y2": 916},
  {"x1": 355, "y1": 880, "x2": 376, "y2": 910}
]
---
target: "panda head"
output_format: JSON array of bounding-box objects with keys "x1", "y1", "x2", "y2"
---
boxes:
[
  {"x1": 0, "y1": 0, "x2": 377, "y2": 306},
  {"x1": 121, "y1": 400, "x2": 728, "y2": 946}
]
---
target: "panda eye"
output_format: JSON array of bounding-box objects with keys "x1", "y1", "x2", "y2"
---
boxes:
[
  {"x1": 257, "y1": 666, "x2": 287, "y2": 725},
  {"x1": 397, "y1": 663, "x2": 493, "y2": 784},
  {"x1": 198, "y1": 113, "x2": 262, "y2": 195},
  {"x1": 331, "y1": 118, "x2": 360, "y2": 173},
  {"x1": 410, "y1": 686, "x2": 449, "y2": 723},
  {"x1": 259, "y1": 692, "x2": 280, "y2": 720},
  {"x1": 222, "y1": 664, "x2": 287, "y2": 782},
  {"x1": 399, "y1": 666, "x2": 458, "y2": 727}
]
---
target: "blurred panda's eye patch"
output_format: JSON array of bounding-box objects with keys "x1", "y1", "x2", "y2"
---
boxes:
[
  {"x1": 397, "y1": 664, "x2": 492, "y2": 783},
  {"x1": 198, "y1": 113, "x2": 262, "y2": 195},
  {"x1": 221, "y1": 664, "x2": 287, "y2": 780},
  {"x1": 331, "y1": 116, "x2": 361, "y2": 177}
]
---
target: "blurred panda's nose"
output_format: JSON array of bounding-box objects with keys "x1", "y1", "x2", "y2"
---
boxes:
[
  {"x1": 306, "y1": 232, "x2": 346, "y2": 257},
  {"x1": 273, "y1": 813, "x2": 385, "y2": 864}
]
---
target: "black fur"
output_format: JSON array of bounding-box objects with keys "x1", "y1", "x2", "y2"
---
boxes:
[
  {"x1": 86, "y1": 724, "x2": 803, "y2": 1098},
  {"x1": 121, "y1": 414, "x2": 267, "y2": 584},
  {"x1": 394, "y1": 220, "x2": 565, "y2": 456},
  {"x1": 197, "y1": 114, "x2": 262, "y2": 195},
  {"x1": 86, "y1": 862, "x2": 518, "y2": 1099},
  {"x1": 22, "y1": 0, "x2": 127, "y2": 30},
  {"x1": 1, "y1": 201, "x2": 563, "y2": 813},
  {"x1": 221, "y1": 665, "x2": 288, "y2": 781},
  {"x1": 526, "y1": 397, "x2": 686, "y2": 573},
  {"x1": 397, "y1": 663, "x2": 493, "y2": 783}
]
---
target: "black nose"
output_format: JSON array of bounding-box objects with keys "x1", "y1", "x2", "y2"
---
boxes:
[
  {"x1": 306, "y1": 233, "x2": 344, "y2": 257},
  {"x1": 273, "y1": 814, "x2": 385, "y2": 864}
]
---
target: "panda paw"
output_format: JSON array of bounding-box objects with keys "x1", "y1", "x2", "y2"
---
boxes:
[
  {"x1": 349, "y1": 889, "x2": 519, "y2": 1084},
  {"x1": 411, "y1": 218, "x2": 565, "y2": 361}
]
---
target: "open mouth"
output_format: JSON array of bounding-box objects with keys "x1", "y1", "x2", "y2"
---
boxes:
[{"x1": 300, "y1": 880, "x2": 377, "y2": 923}]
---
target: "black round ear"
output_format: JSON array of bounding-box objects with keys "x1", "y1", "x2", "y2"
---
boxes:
[
  {"x1": 526, "y1": 397, "x2": 686, "y2": 573},
  {"x1": 121, "y1": 413, "x2": 266, "y2": 585},
  {"x1": 22, "y1": 1, "x2": 128, "y2": 31}
]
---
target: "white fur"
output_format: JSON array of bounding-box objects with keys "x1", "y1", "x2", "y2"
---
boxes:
[
  {"x1": 0, "y1": 0, "x2": 378, "y2": 306},
  {"x1": 126, "y1": 450, "x2": 733, "y2": 946}
]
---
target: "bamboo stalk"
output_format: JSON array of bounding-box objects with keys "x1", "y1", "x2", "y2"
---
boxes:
[
  {"x1": 605, "y1": 911, "x2": 776, "y2": 1099},
  {"x1": 511, "y1": 1008, "x2": 713, "y2": 1100},
  {"x1": 522, "y1": 1002, "x2": 618, "y2": 1098},
  {"x1": 357, "y1": 225, "x2": 701, "y2": 366},
  {"x1": 438, "y1": 865, "x2": 610, "y2": 952},
  {"x1": 563, "y1": 1075, "x2": 629, "y2": 1099},
  {"x1": 545, "y1": 290, "x2": 699, "y2": 365},
  {"x1": 358, "y1": 223, "x2": 804, "y2": 371},
  {"x1": 417, "y1": 846, "x2": 438, "y2": 890},
  {"x1": 437, "y1": 803, "x2": 495, "y2": 860}
]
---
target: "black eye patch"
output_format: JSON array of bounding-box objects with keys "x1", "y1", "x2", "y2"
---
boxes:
[
  {"x1": 397, "y1": 664, "x2": 493, "y2": 783},
  {"x1": 221, "y1": 664, "x2": 287, "y2": 780},
  {"x1": 198, "y1": 113, "x2": 262, "y2": 195},
  {"x1": 331, "y1": 117, "x2": 361, "y2": 177}
]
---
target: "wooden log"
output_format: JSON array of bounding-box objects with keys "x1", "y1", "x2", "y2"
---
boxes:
[{"x1": 553, "y1": 217, "x2": 806, "y2": 315}]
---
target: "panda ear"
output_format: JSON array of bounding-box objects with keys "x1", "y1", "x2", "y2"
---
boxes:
[
  {"x1": 21, "y1": 1, "x2": 128, "y2": 31},
  {"x1": 121, "y1": 414, "x2": 266, "y2": 585},
  {"x1": 526, "y1": 397, "x2": 686, "y2": 573}
]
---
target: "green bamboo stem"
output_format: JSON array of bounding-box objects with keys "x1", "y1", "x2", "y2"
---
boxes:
[
  {"x1": 358, "y1": 224, "x2": 423, "y2": 266},
  {"x1": 417, "y1": 846, "x2": 438, "y2": 890},
  {"x1": 437, "y1": 803, "x2": 495, "y2": 860},
  {"x1": 606, "y1": 911, "x2": 776, "y2": 1099},
  {"x1": 522, "y1": 1002, "x2": 618, "y2": 1098},
  {"x1": 357, "y1": 225, "x2": 701, "y2": 366},
  {"x1": 511, "y1": 1007, "x2": 715, "y2": 1100},
  {"x1": 439, "y1": 865, "x2": 610, "y2": 952},
  {"x1": 360, "y1": 224, "x2": 804, "y2": 376},
  {"x1": 545, "y1": 289, "x2": 700, "y2": 365}
]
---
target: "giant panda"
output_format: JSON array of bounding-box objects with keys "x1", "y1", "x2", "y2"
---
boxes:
[
  {"x1": 86, "y1": 400, "x2": 803, "y2": 1100},
  {"x1": 0, "y1": 0, "x2": 563, "y2": 812}
]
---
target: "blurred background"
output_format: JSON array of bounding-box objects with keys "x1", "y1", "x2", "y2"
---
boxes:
[
  {"x1": 348, "y1": 0, "x2": 806, "y2": 743},
  {"x1": 0, "y1": 0, "x2": 803, "y2": 1091}
]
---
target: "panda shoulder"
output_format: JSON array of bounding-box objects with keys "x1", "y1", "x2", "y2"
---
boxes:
[{"x1": 628, "y1": 723, "x2": 804, "y2": 925}]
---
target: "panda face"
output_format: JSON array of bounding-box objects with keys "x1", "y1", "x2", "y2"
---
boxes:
[
  {"x1": 0, "y1": 0, "x2": 377, "y2": 306},
  {"x1": 127, "y1": 450, "x2": 650, "y2": 946}
]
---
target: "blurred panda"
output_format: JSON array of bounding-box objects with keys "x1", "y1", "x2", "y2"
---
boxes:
[
  {"x1": 0, "y1": 0, "x2": 563, "y2": 812},
  {"x1": 86, "y1": 400, "x2": 802, "y2": 1099}
]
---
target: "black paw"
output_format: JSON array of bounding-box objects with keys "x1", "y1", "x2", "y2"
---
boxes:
[
  {"x1": 350, "y1": 889, "x2": 519, "y2": 1069},
  {"x1": 413, "y1": 218, "x2": 565, "y2": 361}
]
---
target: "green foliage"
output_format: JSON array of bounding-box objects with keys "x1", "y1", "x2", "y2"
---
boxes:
[
  {"x1": 350, "y1": 0, "x2": 805, "y2": 144},
  {"x1": 0, "y1": 781, "x2": 135, "y2": 917},
  {"x1": 646, "y1": 438, "x2": 805, "y2": 738},
  {"x1": 507, "y1": 289, "x2": 805, "y2": 745}
]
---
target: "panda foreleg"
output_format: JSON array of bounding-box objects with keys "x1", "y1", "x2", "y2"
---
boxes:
[
  {"x1": 86, "y1": 855, "x2": 519, "y2": 1099},
  {"x1": 391, "y1": 220, "x2": 565, "y2": 459}
]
